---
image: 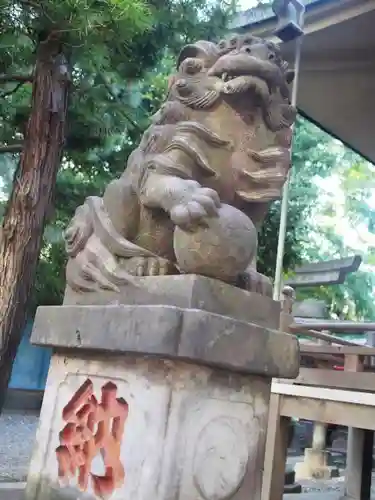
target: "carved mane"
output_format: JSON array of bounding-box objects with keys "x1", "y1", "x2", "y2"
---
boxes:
[{"x1": 133, "y1": 35, "x2": 296, "y2": 210}]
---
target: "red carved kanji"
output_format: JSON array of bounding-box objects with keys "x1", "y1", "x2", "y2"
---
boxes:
[{"x1": 56, "y1": 379, "x2": 128, "y2": 498}]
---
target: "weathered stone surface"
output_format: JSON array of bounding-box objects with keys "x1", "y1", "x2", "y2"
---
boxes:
[
  {"x1": 64, "y1": 274, "x2": 281, "y2": 329},
  {"x1": 25, "y1": 355, "x2": 270, "y2": 500},
  {"x1": 173, "y1": 204, "x2": 257, "y2": 281},
  {"x1": 63, "y1": 35, "x2": 295, "y2": 295},
  {"x1": 294, "y1": 449, "x2": 339, "y2": 481},
  {"x1": 31, "y1": 304, "x2": 299, "y2": 378}
]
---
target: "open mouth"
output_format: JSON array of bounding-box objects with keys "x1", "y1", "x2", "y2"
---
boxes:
[
  {"x1": 208, "y1": 54, "x2": 280, "y2": 85},
  {"x1": 220, "y1": 72, "x2": 236, "y2": 82},
  {"x1": 217, "y1": 72, "x2": 271, "y2": 98},
  {"x1": 217, "y1": 69, "x2": 258, "y2": 81}
]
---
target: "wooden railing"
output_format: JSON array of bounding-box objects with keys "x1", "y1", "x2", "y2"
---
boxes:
[{"x1": 262, "y1": 288, "x2": 375, "y2": 500}]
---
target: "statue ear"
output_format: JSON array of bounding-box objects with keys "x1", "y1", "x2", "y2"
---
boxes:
[
  {"x1": 177, "y1": 41, "x2": 220, "y2": 70},
  {"x1": 286, "y1": 70, "x2": 295, "y2": 84}
]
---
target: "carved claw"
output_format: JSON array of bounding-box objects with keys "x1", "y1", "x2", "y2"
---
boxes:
[
  {"x1": 169, "y1": 184, "x2": 221, "y2": 228},
  {"x1": 236, "y1": 268, "x2": 273, "y2": 297},
  {"x1": 81, "y1": 261, "x2": 120, "y2": 292},
  {"x1": 119, "y1": 256, "x2": 177, "y2": 277}
]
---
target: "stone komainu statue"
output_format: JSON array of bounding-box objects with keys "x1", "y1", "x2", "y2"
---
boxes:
[{"x1": 64, "y1": 35, "x2": 296, "y2": 297}]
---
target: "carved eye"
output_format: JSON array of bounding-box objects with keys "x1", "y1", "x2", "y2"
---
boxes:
[
  {"x1": 218, "y1": 40, "x2": 226, "y2": 50},
  {"x1": 176, "y1": 78, "x2": 187, "y2": 87},
  {"x1": 175, "y1": 78, "x2": 190, "y2": 96},
  {"x1": 229, "y1": 37, "x2": 237, "y2": 46},
  {"x1": 244, "y1": 47, "x2": 252, "y2": 54},
  {"x1": 268, "y1": 53, "x2": 275, "y2": 61}
]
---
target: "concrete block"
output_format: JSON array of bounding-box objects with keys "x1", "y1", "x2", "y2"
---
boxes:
[
  {"x1": 64, "y1": 274, "x2": 281, "y2": 329},
  {"x1": 25, "y1": 355, "x2": 271, "y2": 500},
  {"x1": 294, "y1": 449, "x2": 340, "y2": 481},
  {"x1": 31, "y1": 304, "x2": 299, "y2": 379},
  {"x1": 26, "y1": 276, "x2": 300, "y2": 499}
]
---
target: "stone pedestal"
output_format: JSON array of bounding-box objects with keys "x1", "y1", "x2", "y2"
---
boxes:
[
  {"x1": 294, "y1": 420, "x2": 339, "y2": 480},
  {"x1": 294, "y1": 447, "x2": 339, "y2": 481},
  {"x1": 25, "y1": 275, "x2": 299, "y2": 500}
]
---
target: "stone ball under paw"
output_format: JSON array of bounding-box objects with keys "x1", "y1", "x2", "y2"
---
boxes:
[{"x1": 173, "y1": 204, "x2": 257, "y2": 281}]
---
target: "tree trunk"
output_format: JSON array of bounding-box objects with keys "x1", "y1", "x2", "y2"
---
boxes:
[{"x1": 0, "y1": 36, "x2": 70, "y2": 412}]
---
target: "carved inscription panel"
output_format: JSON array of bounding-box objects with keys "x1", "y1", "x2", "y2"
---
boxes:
[
  {"x1": 27, "y1": 357, "x2": 172, "y2": 500},
  {"x1": 56, "y1": 379, "x2": 128, "y2": 499},
  {"x1": 26, "y1": 355, "x2": 270, "y2": 500}
]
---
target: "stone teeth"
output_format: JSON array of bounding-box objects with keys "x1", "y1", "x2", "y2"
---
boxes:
[{"x1": 222, "y1": 72, "x2": 228, "y2": 81}]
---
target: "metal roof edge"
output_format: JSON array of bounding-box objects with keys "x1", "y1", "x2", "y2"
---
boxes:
[
  {"x1": 298, "y1": 110, "x2": 374, "y2": 165},
  {"x1": 230, "y1": 0, "x2": 342, "y2": 32}
]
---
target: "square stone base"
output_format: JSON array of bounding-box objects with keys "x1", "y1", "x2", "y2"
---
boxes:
[
  {"x1": 25, "y1": 353, "x2": 271, "y2": 500},
  {"x1": 27, "y1": 275, "x2": 300, "y2": 499},
  {"x1": 64, "y1": 274, "x2": 281, "y2": 329},
  {"x1": 294, "y1": 449, "x2": 339, "y2": 481}
]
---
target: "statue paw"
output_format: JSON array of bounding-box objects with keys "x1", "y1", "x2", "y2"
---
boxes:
[
  {"x1": 120, "y1": 256, "x2": 177, "y2": 277},
  {"x1": 170, "y1": 181, "x2": 221, "y2": 228},
  {"x1": 236, "y1": 268, "x2": 273, "y2": 297}
]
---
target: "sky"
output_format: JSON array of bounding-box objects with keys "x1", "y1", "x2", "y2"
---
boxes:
[{"x1": 237, "y1": 0, "x2": 258, "y2": 9}]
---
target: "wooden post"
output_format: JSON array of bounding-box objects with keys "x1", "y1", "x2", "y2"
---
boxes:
[
  {"x1": 261, "y1": 394, "x2": 291, "y2": 500},
  {"x1": 344, "y1": 355, "x2": 373, "y2": 500},
  {"x1": 311, "y1": 422, "x2": 326, "y2": 450},
  {"x1": 310, "y1": 332, "x2": 330, "y2": 456},
  {"x1": 261, "y1": 285, "x2": 296, "y2": 500},
  {"x1": 294, "y1": 332, "x2": 337, "y2": 480}
]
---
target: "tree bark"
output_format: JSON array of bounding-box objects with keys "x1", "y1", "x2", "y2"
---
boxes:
[{"x1": 0, "y1": 36, "x2": 70, "y2": 412}]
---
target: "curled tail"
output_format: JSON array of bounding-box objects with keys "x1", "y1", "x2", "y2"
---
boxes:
[
  {"x1": 64, "y1": 197, "x2": 157, "y2": 293},
  {"x1": 64, "y1": 203, "x2": 93, "y2": 258}
]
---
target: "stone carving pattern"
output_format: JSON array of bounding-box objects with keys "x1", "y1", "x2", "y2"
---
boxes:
[
  {"x1": 192, "y1": 416, "x2": 249, "y2": 500},
  {"x1": 56, "y1": 379, "x2": 128, "y2": 499},
  {"x1": 64, "y1": 35, "x2": 296, "y2": 296}
]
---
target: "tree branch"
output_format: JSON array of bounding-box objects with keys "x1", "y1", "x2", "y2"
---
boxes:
[
  {"x1": 17, "y1": 0, "x2": 55, "y2": 26},
  {"x1": 0, "y1": 74, "x2": 33, "y2": 84},
  {"x1": 96, "y1": 72, "x2": 141, "y2": 131},
  {"x1": 0, "y1": 82, "x2": 27, "y2": 99},
  {"x1": 16, "y1": 0, "x2": 41, "y2": 9},
  {"x1": 0, "y1": 145, "x2": 23, "y2": 154}
]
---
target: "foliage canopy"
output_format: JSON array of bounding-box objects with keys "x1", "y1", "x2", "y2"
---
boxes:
[{"x1": 1, "y1": 0, "x2": 374, "y2": 321}]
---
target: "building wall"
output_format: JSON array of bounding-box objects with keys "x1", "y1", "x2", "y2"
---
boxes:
[{"x1": 8, "y1": 319, "x2": 51, "y2": 391}]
